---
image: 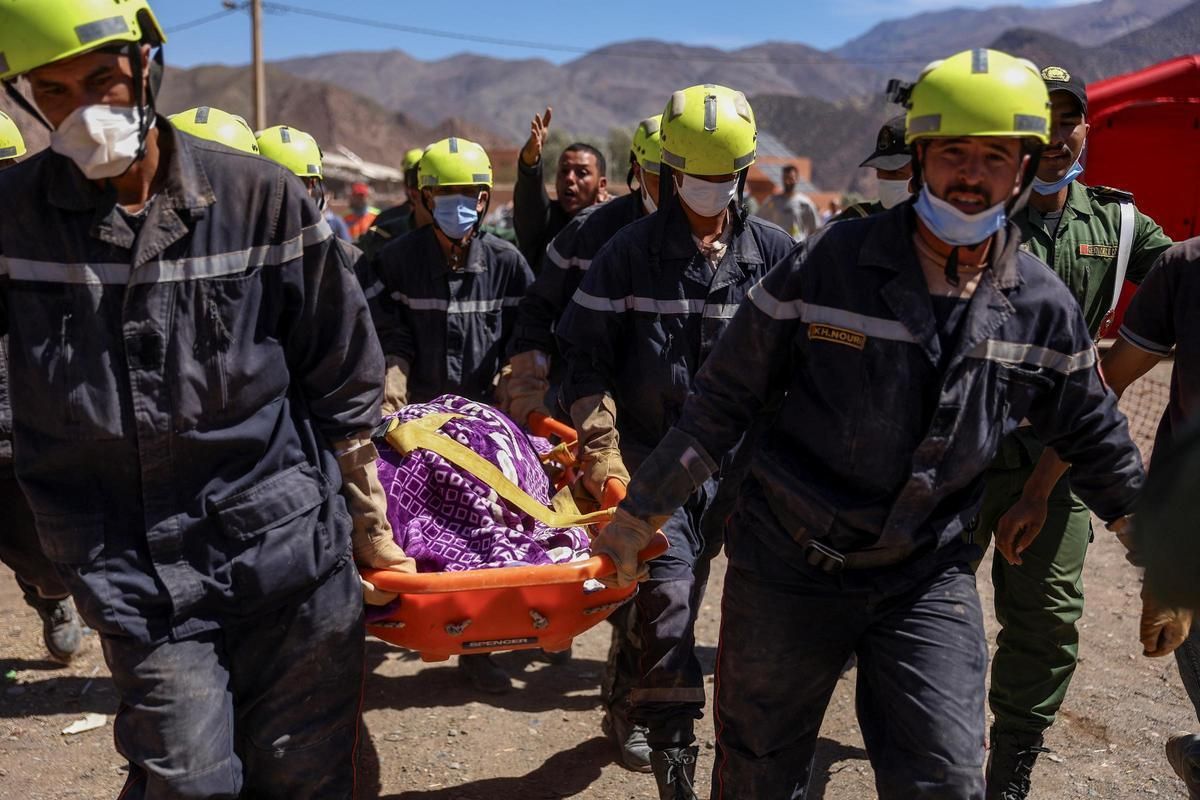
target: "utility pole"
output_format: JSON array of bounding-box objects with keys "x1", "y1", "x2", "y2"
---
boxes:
[{"x1": 251, "y1": 0, "x2": 266, "y2": 130}]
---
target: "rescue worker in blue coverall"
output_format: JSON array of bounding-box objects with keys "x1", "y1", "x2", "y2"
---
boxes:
[
  {"x1": 498, "y1": 115, "x2": 666, "y2": 772},
  {"x1": 0, "y1": 2, "x2": 419, "y2": 797},
  {"x1": 556, "y1": 84, "x2": 795, "y2": 798},
  {"x1": 372, "y1": 136, "x2": 535, "y2": 694},
  {"x1": 588, "y1": 50, "x2": 1156, "y2": 799},
  {"x1": 0, "y1": 109, "x2": 83, "y2": 664}
]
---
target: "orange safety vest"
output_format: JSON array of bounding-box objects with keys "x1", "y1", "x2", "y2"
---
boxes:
[{"x1": 344, "y1": 206, "x2": 380, "y2": 240}]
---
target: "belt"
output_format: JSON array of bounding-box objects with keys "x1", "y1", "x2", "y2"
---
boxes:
[{"x1": 803, "y1": 539, "x2": 919, "y2": 574}]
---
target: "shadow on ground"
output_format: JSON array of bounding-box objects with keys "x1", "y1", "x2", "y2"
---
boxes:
[
  {"x1": 809, "y1": 736, "x2": 871, "y2": 800},
  {"x1": 363, "y1": 640, "x2": 610, "y2": 714},
  {"x1": 375, "y1": 735, "x2": 611, "y2": 799},
  {"x1": 0, "y1": 656, "x2": 116, "y2": 718}
]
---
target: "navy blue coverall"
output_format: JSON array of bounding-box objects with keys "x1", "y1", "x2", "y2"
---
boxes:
[
  {"x1": 618, "y1": 205, "x2": 1145, "y2": 798},
  {"x1": 374, "y1": 225, "x2": 534, "y2": 405},
  {"x1": 0, "y1": 122, "x2": 384, "y2": 800},
  {"x1": 509, "y1": 189, "x2": 647, "y2": 715},
  {"x1": 557, "y1": 198, "x2": 794, "y2": 749},
  {"x1": 509, "y1": 191, "x2": 644, "y2": 366}
]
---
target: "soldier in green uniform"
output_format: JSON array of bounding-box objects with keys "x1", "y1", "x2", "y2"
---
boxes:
[
  {"x1": 829, "y1": 114, "x2": 912, "y2": 223},
  {"x1": 972, "y1": 65, "x2": 1175, "y2": 799}
]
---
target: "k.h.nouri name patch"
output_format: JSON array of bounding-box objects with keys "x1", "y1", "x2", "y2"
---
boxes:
[{"x1": 808, "y1": 323, "x2": 866, "y2": 350}]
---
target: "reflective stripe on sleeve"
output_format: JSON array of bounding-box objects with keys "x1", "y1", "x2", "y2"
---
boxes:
[
  {"x1": 545, "y1": 241, "x2": 591, "y2": 272},
  {"x1": 967, "y1": 339, "x2": 1097, "y2": 375}
]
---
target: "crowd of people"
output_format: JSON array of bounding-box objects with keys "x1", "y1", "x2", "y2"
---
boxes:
[{"x1": 0, "y1": 2, "x2": 1198, "y2": 799}]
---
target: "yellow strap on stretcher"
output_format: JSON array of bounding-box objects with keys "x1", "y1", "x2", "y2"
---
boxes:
[{"x1": 382, "y1": 413, "x2": 615, "y2": 530}]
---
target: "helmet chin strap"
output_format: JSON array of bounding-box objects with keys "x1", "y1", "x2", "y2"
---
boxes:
[
  {"x1": 3, "y1": 80, "x2": 53, "y2": 132},
  {"x1": 944, "y1": 246, "x2": 961, "y2": 287},
  {"x1": 126, "y1": 42, "x2": 162, "y2": 167}
]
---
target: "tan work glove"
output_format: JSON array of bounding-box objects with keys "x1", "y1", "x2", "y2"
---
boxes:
[
  {"x1": 497, "y1": 350, "x2": 551, "y2": 427},
  {"x1": 569, "y1": 393, "x2": 630, "y2": 502},
  {"x1": 1140, "y1": 582, "x2": 1194, "y2": 657},
  {"x1": 591, "y1": 506, "x2": 659, "y2": 588},
  {"x1": 334, "y1": 434, "x2": 416, "y2": 605},
  {"x1": 381, "y1": 356, "x2": 410, "y2": 417}
]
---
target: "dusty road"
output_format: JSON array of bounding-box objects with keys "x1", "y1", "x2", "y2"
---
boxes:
[{"x1": 1, "y1": 368, "x2": 1192, "y2": 799}]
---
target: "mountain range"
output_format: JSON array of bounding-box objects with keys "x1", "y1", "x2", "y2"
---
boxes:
[
  {"x1": 3, "y1": 0, "x2": 1195, "y2": 193},
  {"x1": 833, "y1": 0, "x2": 1191, "y2": 67}
]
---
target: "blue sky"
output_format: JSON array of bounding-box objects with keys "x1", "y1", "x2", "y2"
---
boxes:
[{"x1": 155, "y1": 0, "x2": 1081, "y2": 68}]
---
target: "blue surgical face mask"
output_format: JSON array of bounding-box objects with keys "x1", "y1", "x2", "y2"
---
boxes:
[
  {"x1": 432, "y1": 194, "x2": 479, "y2": 239},
  {"x1": 1031, "y1": 155, "x2": 1084, "y2": 195},
  {"x1": 913, "y1": 186, "x2": 1007, "y2": 247}
]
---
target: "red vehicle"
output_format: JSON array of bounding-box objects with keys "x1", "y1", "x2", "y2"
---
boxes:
[{"x1": 1083, "y1": 55, "x2": 1200, "y2": 331}]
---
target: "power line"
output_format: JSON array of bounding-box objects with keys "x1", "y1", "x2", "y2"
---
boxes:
[
  {"x1": 166, "y1": 7, "x2": 239, "y2": 34},
  {"x1": 258, "y1": 2, "x2": 930, "y2": 66}
]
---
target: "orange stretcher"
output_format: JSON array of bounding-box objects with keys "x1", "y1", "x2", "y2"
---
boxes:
[{"x1": 362, "y1": 412, "x2": 668, "y2": 662}]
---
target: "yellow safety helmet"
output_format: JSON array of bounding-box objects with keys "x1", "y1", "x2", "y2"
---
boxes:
[
  {"x1": 170, "y1": 107, "x2": 259, "y2": 155},
  {"x1": 402, "y1": 147, "x2": 424, "y2": 172},
  {"x1": 256, "y1": 125, "x2": 323, "y2": 178},
  {"x1": 660, "y1": 84, "x2": 756, "y2": 176},
  {"x1": 0, "y1": 0, "x2": 166, "y2": 81},
  {"x1": 631, "y1": 115, "x2": 662, "y2": 175},
  {"x1": 0, "y1": 110, "x2": 26, "y2": 161},
  {"x1": 905, "y1": 49, "x2": 1050, "y2": 145},
  {"x1": 418, "y1": 137, "x2": 492, "y2": 189}
]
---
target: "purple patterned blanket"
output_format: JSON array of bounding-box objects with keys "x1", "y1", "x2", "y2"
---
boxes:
[{"x1": 376, "y1": 395, "x2": 590, "y2": 575}]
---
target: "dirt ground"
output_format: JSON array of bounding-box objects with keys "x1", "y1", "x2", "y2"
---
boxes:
[{"x1": 1, "y1": 368, "x2": 1192, "y2": 799}]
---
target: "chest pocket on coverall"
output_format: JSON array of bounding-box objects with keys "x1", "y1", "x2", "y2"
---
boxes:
[
  {"x1": 177, "y1": 274, "x2": 287, "y2": 430},
  {"x1": 16, "y1": 284, "x2": 128, "y2": 442}
]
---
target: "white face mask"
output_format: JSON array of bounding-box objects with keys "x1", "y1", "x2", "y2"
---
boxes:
[
  {"x1": 641, "y1": 182, "x2": 657, "y2": 214},
  {"x1": 877, "y1": 178, "x2": 912, "y2": 210},
  {"x1": 913, "y1": 186, "x2": 1007, "y2": 247},
  {"x1": 675, "y1": 173, "x2": 737, "y2": 218},
  {"x1": 50, "y1": 104, "x2": 150, "y2": 180}
]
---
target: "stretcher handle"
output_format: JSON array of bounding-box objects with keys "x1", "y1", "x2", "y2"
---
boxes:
[
  {"x1": 527, "y1": 411, "x2": 577, "y2": 443},
  {"x1": 602, "y1": 478, "x2": 626, "y2": 506},
  {"x1": 361, "y1": 532, "x2": 668, "y2": 594}
]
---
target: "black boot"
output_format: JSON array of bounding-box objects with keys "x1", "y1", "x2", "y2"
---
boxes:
[
  {"x1": 601, "y1": 704, "x2": 651, "y2": 773},
  {"x1": 19, "y1": 580, "x2": 81, "y2": 663},
  {"x1": 1166, "y1": 732, "x2": 1200, "y2": 799},
  {"x1": 650, "y1": 746, "x2": 698, "y2": 800},
  {"x1": 986, "y1": 732, "x2": 1050, "y2": 800}
]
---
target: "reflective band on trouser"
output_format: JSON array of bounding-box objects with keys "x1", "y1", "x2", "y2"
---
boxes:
[
  {"x1": 967, "y1": 339, "x2": 1096, "y2": 376},
  {"x1": 747, "y1": 284, "x2": 919, "y2": 344},
  {"x1": 0, "y1": 219, "x2": 332, "y2": 286},
  {"x1": 381, "y1": 413, "x2": 613, "y2": 529}
]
